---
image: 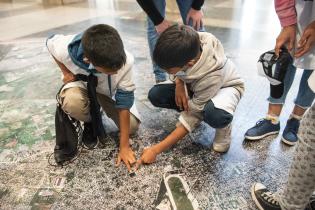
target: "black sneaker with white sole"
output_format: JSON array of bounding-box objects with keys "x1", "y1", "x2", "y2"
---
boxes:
[
  {"x1": 306, "y1": 194, "x2": 315, "y2": 210},
  {"x1": 251, "y1": 183, "x2": 281, "y2": 210},
  {"x1": 82, "y1": 122, "x2": 98, "y2": 149}
]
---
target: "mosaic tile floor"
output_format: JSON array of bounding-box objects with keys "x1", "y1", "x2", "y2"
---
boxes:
[{"x1": 0, "y1": 0, "x2": 307, "y2": 209}]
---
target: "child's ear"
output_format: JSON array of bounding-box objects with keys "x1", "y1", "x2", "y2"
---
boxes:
[
  {"x1": 187, "y1": 60, "x2": 195, "y2": 67},
  {"x1": 83, "y1": 57, "x2": 90, "y2": 63}
]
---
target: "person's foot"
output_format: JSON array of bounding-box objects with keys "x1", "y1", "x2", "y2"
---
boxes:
[
  {"x1": 245, "y1": 119, "x2": 280, "y2": 140},
  {"x1": 306, "y1": 194, "x2": 315, "y2": 210},
  {"x1": 212, "y1": 124, "x2": 231, "y2": 153},
  {"x1": 251, "y1": 183, "x2": 281, "y2": 210},
  {"x1": 82, "y1": 122, "x2": 98, "y2": 149},
  {"x1": 54, "y1": 146, "x2": 78, "y2": 166},
  {"x1": 281, "y1": 117, "x2": 300, "y2": 146}
]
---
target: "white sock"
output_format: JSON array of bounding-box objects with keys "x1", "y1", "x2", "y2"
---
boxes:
[
  {"x1": 266, "y1": 114, "x2": 279, "y2": 124},
  {"x1": 289, "y1": 113, "x2": 303, "y2": 120}
]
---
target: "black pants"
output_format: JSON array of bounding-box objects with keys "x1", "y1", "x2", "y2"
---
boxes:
[{"x1": 148, "y1": 84, "x2": 233, "y2": 129}]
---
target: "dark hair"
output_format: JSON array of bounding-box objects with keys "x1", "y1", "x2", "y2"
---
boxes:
[
  {"x1": 82, "y1": 24, "x2": 126, "y2": 70},
  {"x1": 153, "y1": 25, "x2": 200, "y2": 70}
]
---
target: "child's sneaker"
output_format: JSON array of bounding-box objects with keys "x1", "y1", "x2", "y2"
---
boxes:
[
  {"x1": 82, "y1": 122, "x2": 98, "y2": 149},
  {"x1": 251, "y1": 183, "x2": 281, "y2": 210},
  {"x1": 245, "y1": 119, "x2": 280, "y2": 140},
  {"x1": 212, "y1": 124, "x2": 231, "y2": 153},
  {"x1": 306, "y1": 194, "x2": 315, "y2": 210},
  {"x1": 281, "y1": 118, "x2": 300, "y2": 146}
]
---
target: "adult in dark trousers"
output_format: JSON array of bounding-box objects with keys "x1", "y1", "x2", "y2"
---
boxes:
[{"x1": 136, "y1": 0, "x2": 205, "y2": 83}]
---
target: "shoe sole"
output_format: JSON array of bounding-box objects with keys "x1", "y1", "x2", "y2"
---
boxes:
[
  {"x1": 245, "y1": 131, "x2": 279, "y2": 140},
  {"x1": 212, "y1": 144, "x2": 230, "y2": 153},
  {"x1": 82, "y1": 140, "x2": 99, "y2": 150},
  {"x1": 281, "y1": 137, "x2": 296, "y2": 146},
  {"x1": 250, "y1": 184, "x2": 265, "y2": 210}
]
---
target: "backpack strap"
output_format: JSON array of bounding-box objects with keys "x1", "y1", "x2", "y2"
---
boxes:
[{"x1": 74, "y1": 74, "x2": 107, "y2": 140}]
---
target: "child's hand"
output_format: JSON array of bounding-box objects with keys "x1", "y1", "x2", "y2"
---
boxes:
[
  {"x1": 295, "y1": 21, "x2": 315, "y2": 58},
  {"x1": 135, "y1": 147, "x2": 158, "y2": 169},
  {"x1": 63, "y1": 72, "x2": 75, "y2": 84},
  {"x1": 175, "y1": 79, "x2": 189, "y2": 111},
  {"x1": 275, "y1": 25, "x2": 296, "y2": 57},
  {"x1": 116, "y1": 146, "x2": 136, "y2": 172}
]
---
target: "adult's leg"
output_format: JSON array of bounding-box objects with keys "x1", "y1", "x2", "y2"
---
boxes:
[
  {"x1": 279, "y1": 104, "x2": 315, "y2": 210},
  {"x1": 97, "y1": 94, "x2": 140, "y2": 135},
  {"x1": 147, "y1": 0, "x2": 167, "y2": 82}
]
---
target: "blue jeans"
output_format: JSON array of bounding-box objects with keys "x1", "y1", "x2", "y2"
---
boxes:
[
  {"x1": 148, "y1": 84, "x2": 233, "y2": 128},
  {"x1": 268, "y1": 64, "x2": 315, "y2": 109},
  {"x1": 147, "y1": 0, "x2": 205, "y2": 81}
]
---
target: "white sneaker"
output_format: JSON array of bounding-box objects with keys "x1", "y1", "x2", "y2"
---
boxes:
[{"x1": 212, "y1": 123, "x2": 232, "y2": 153}]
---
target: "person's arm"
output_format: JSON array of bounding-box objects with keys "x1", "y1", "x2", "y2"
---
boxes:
[
  {"x1": 136, "y1": 0, "x2": 164, "y2": 26},
  {"x1": 186, "y1": 0, "x2": 205, "y2": 30},
  {"x1": 275, "y1": 0, "x2": 296, "y2": 27},
  {"x1": 115, "y1": 109, "x2": 136, "y2": 172},
  {"x1": 52, "y1": 56, "x2": 75, "y2": 83},
  {"x1": 175, "y1": 78, "x2": 189, "y2": 111},
  {"x1": 136, "y1": 125, "x2": 188, "y2": 168},
  {"x1": 274, "y1": 0, "x2": 297, "y2": 56},
  {"x1": 46, "y1": 35, "x2": 75, "y2": 83},
  {"x1": 114, "y1": 52, "x2": 137, "y2": 172},
  {"x1": 136, "y1": 0, "x2": 170, "y2": 34}
]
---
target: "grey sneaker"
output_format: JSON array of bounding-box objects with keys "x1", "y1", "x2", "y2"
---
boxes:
[{"x1": 212, "y1": 124, "x2": 232, "y2": 153}]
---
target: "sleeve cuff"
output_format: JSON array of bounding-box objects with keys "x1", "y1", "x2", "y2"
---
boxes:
[
  {"x1": 115, "y1": 89, "x2": 134, "y2": 109},
  {"x1": 179, "y1": 115, "x2": 192, "y2": 133},
  {"x1": 191, "y1": 0, "x2": 204, "y2": 10},
  {"x1": 280, "y1": 16, "x2": 297, "y2": 27}
]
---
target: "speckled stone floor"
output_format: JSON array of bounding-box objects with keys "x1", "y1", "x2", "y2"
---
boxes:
[{"x1": 0, "y1": 0, "x2": 308, "y2": 209}]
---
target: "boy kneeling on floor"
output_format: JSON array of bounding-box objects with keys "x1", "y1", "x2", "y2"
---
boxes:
[
  {"x1": 47, "y1": 24, "x2": 140, "y2": 170},
  {"x1": 137, "y1": 25, "x2": 244, "y2": 167}
]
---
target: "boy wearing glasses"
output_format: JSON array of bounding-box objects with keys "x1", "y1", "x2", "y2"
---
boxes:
[{"x1": 136, "y1": 25, "x2": 244, "y2": 167}]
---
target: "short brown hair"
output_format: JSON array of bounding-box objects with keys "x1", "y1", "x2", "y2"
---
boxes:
[
  {"x1": 82, "y1": 24, "x2": 126, "y2": 70},
  {"x1": 153, "y1": 24, "x2": 200, "y2": 69}
]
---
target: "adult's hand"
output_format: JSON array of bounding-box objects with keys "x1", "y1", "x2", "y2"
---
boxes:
[
  {"x1": 155, "y1": 19, "x2": 171, "y2": 34},
  {"x1": 275, "y1": 25, "x2": 296, "y2": 57},
  {"x1": 186, "y1": 8, "x2": 203, "y2": 31},
  {"x1": 295, "y1": 21, "x2": 315, "y2": 58}
]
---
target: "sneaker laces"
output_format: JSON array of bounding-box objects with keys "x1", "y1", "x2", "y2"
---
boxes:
[
  {"x1": 262, "y1": 192, "x2": 279, "y2": 205},
  {"x1": 255, "y1": 118, "x2": 267, "y2": 127}
]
